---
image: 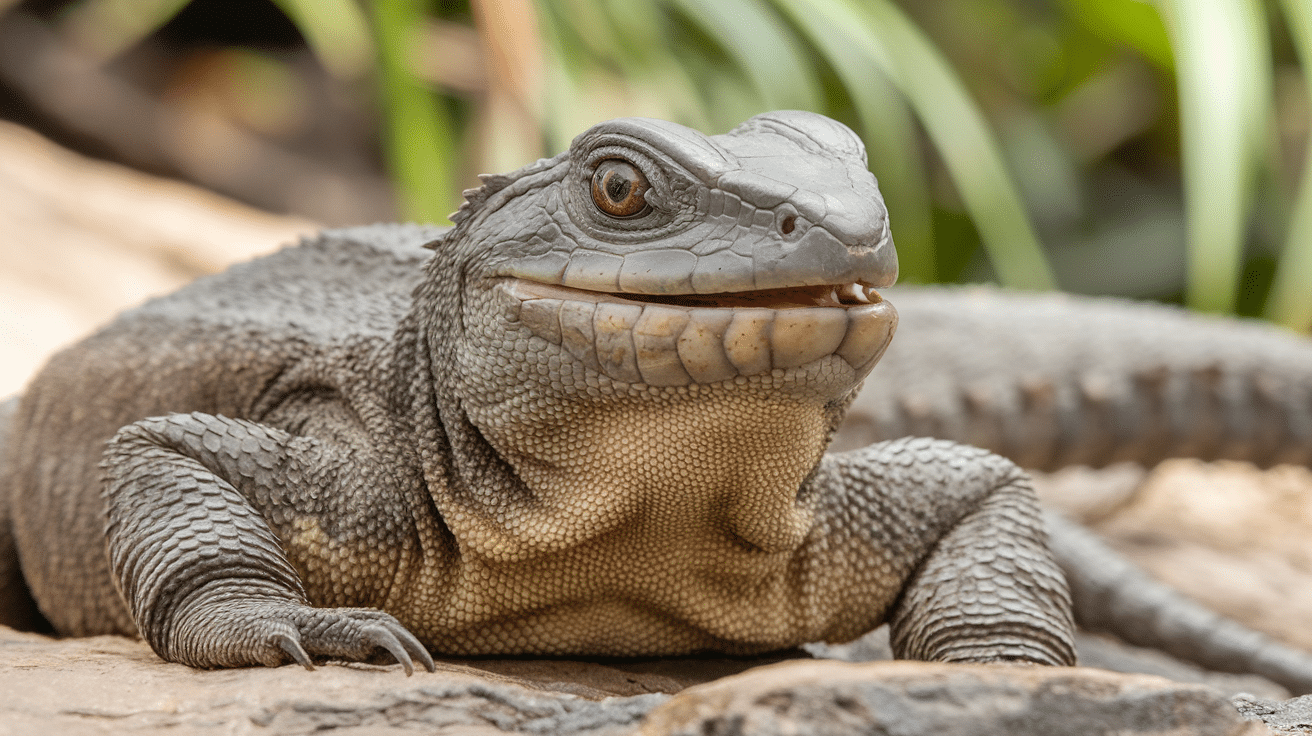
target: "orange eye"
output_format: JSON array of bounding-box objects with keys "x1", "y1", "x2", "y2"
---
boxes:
[{"x1": 591, "y1": 160, "x2": 650, "y2": 218}]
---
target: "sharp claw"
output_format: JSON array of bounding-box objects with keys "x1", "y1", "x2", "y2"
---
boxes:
[
  {"x1": 277, "y1": 633, "x2": 315, "y2": 671},
  {"x1": 394, "y1": 625, "x2": 436, "y2": 673},
  {"x1": 366, "y1": 626, "x2": 414, "y2": 676}
]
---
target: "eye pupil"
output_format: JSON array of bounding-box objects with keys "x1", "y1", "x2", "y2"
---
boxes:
[
  {"x1": 605, "y1": 175, "x2": 630, "y2": 203},
  {"x1": 591, "y1": 159, "x2": 649, "y2": 218}
]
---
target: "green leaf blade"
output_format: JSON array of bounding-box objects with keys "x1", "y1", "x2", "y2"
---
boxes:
[
  {"x1": 1157, "y1": 0, "x2": 1272, "y2": 313},
  {"x1": 664, "y1": 0, "x2": 821, "y2": 115},
  {"x1": 1266, "y1": 0, "x2": 1312, "y2": 331},
  {"x1": 853, "y1": 0, "x2": 1056, "y2": 290},
  {"x1": 273, "y1": 0, "x2": 375, "y2": 81},
  {"x1": 366, "y1": 0, "x2": 459, "y2": 224}
]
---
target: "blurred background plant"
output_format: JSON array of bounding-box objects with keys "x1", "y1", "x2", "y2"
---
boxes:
[{"x1": 0, "y1": 0, "x2": 1308, "y2": 329}]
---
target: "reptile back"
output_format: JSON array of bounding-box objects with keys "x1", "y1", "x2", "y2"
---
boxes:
[{"x1": 2, "y1": 224, "x2": 443, "y2": 635}]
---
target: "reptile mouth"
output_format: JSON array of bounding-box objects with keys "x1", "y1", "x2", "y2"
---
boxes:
[
  {"x1": 585, "y1": 282, "x2": 881, "y2": 309},
  {"x1": 503, "y1": 279, "x2": 897, "y2": 387}
]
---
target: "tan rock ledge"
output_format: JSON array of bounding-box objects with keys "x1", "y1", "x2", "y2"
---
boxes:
[
  {"x1": 638, "y1": 659, "x2": 1267, "y2": 736},
  {"x1": 0, "y1": 624, "x2": 1275, "y2": 735}
]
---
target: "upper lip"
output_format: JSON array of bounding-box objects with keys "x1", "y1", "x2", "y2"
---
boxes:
[{"x1": 507, "y1": 280, "x2": 883, "y2": 310}]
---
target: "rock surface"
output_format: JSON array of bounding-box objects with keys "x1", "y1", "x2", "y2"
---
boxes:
[
  {"x1": 639, "y1": 660, "x2": 1267, "y2": 736},
  {"x1": 1095, "y1": 460, "x2": 1312, "y2": 653},
  {"x1": 1035, "y1": 459, "x2": 1312, "y2": 655},
  {"x1": 0, "y1": 624, "x2": 1280, "y2": 735},
  {"x1": 811, "y1": 625, "x2": 1291, "y2": 700},
  {"x1": 1235, "y1": 694, "x2": 1312, "y2": 735},
  {"x1": 0, "y1": 623, "x2": 673, "y2": 735}
]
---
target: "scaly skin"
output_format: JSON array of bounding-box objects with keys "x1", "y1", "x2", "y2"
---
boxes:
[
  {"x1": 840, "y1": 285, "x2": 1312, "y2": 470},
  {"x1": 0, "y1": 112, "x2": 1076, "y2": 672}
]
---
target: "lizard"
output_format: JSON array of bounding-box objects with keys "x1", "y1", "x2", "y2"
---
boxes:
[
  {"x1": 0, "y1": 109, "x2": 1306, "y2": 692},
  {"x1": 0, "y1": 110, "x2": 1074, "y2": 675}
]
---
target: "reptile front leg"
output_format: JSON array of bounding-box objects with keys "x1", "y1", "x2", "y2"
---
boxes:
[
  {"x1": 102, "y1": 412, "x2": 435, "y2": 673},
  {"x1": 805, "y1": 437, "x2": 1076, "y2": 666}
]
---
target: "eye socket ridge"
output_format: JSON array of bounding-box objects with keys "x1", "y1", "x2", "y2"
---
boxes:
[{"x1": 590, "y1": 158, "x2": 651, "y2": 218}]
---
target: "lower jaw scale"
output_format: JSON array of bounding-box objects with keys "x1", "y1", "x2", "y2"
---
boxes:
[{"x1": 507, "y1": 280, "x2": 897, "y2": 387}]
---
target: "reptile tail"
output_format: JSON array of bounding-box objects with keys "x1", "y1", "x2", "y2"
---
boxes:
[
  {"x1": 1047, "y1": 511, "x2": 1312, "y2": 695},
  {"x1": 842, "y1": 286, "x2": 1312, "y2": 471},
  {"x1": 0, "y1": 395, "x2": 47, "y2": 632}
]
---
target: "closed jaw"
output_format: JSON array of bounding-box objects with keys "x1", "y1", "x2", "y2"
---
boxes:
[{"x1": 506, "y1": 279, "x2": 897, "y2": 387}]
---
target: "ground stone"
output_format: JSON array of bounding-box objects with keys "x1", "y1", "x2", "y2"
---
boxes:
[
  {"x1": 5, "y1": 624, "x2": 1301, "y2": 735},
  {"x1": 637, "y1": 659, "x2": 1266, "y2": 736},
  {"x1": 1234, "y1": 694, "x2": 1312, "y2": 735}
]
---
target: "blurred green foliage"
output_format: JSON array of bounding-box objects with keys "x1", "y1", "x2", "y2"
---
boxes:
[
  {"x1": 366, "y1": 0, "x2": 461, "y2": 221},
  {"x1": 61, "y1": 0, "x2": 1312, "y2": 330}
]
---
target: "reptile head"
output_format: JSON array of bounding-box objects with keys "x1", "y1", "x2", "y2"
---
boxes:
[
  {"x1": 444, "y1": 110, "x2": 899, "y2": 393},
  {"x1": 423, "y1": 112, "x2": 901, "y2": 560}
]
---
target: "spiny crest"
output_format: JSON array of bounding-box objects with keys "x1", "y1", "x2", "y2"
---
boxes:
[
  {"x1": 448, "y1": 172, "x2": 514, "y2": 227},
  {"x1": 447, "y1": 153, "x2": 566, "y2": 228}
]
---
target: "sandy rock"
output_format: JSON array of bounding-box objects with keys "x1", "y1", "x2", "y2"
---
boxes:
[
  {"x1": 1234, "y1": 694, "x2": 1312, "y2": 735},
  {"x1": 638, "y1": 659, "x2": 1266, "y2": 736},
  {"x1": 2, "y1": 623, "x2": 1286, "y2": 736},
  {"x1": 0, "y1": 119, "x2": 316, "y2": 398},
  {"x1": 1091, "y1": 460, "x2": 1312, "y2": 652},
  {"x1": 1031, "y1": 461, "x2": 1148, "y2": 522},
  {"x1": 811, "y1": 623, "x2": 1291, "y2": 700},
  {"x1": 0, "y1": 624, "x2": 821, "y2": 735},
  {"x1": 0, "y1": 623, "x2": 661, "y2": 735}
]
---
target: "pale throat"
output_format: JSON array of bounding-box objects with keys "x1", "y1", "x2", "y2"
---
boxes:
[{"x1": 462, "y1": 385, "x2": 837, "y2": 560}]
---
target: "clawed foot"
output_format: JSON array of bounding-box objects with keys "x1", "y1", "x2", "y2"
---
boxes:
[{"x1": 241, "y1": 604, "x2": 436, "y2": 675}]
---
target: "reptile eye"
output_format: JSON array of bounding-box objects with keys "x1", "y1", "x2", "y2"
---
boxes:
[{"x1": 591, "y1": 159, "x2": 650, "y2": 218}]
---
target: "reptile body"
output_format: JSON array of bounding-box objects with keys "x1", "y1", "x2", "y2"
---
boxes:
[{"x1": 0, "y1": 112, "x2": 1074, "y2": 672}]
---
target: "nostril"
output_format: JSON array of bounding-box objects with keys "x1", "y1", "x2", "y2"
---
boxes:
[{"x1": 780, "y1": 215, "x2": 796, "y2": 235}]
